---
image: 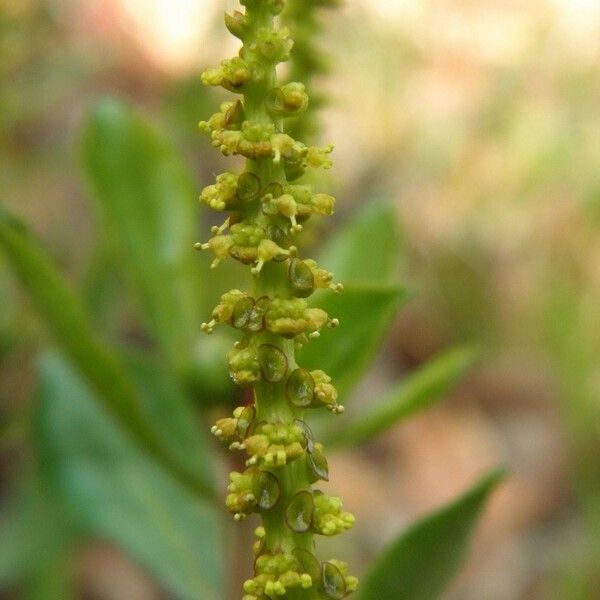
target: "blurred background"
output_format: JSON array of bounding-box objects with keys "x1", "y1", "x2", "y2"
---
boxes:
[{"x1": 2, "y1": 0, "x2": 600, "y2": 598}]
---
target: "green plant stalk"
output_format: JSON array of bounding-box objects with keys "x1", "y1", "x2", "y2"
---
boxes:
[{"x1": 197, "y1": 1, "x2": 357, "y2": 598}]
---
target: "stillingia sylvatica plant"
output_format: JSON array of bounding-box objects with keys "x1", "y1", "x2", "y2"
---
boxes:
[{"x1": 196, "y1": 0, "x2": 357, "y2": 598}]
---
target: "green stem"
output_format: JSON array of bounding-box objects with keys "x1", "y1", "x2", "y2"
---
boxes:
[{"x1": 242, "y1": 0, "x2": 315, "y2": 568}]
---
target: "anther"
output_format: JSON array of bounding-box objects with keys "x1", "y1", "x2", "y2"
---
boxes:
[
  {"x1": 289, "y1": 216, "x2": 302, "y2": 233},
  {"x1": 308, "y1": 331, "x2": 320, "y2": 339},
  {"x1": 211, "y1": 216, "x2": 231, "y2": 235},
  {"x1": 328, "y1": 318, "x2": 340, "y2": 328},
  {"x1": 251, "y1": 261, "x2": 264, "y2": 276},
  {"x1": 201, "y1": 320, "x2": 216, "y2": 334}
]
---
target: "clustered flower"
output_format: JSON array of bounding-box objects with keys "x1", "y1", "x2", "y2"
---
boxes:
[{"x1": 198, "y1": 0, "x2": 356, "y2": 597}]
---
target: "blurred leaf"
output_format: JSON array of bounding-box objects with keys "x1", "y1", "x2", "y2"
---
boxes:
[
  {"x1": 327, "y1": 345, "x2": 478, "y2": 447},
  {"x1": 0, "y1": 268, "x2": 17, "y2": 361},
  {"x1": 357, "y1": 469, "x2": 505, "y2": 600},
  {"x1": 0, "y1": 480, "x2": 76, "y2": 592},
  {"x1": 81, "y1": 99, "x2": 202, "y2": 370},
  {"x1": 318, "y1": 202, "x2": 401, "y2": 284},
  {"x1": 36, "y1": 352, "x2": 223, "y2": 600},
  {"x1": 122, "y1": 350, "x2": 214, "y2": 489},
  {"x1": 299, "y1": 285, "x2": 409, "y2": 397},
  {"x1": 186, "y1": 330, "x2": 237, "y2": 407},
  {"x1": 23, "y1": 543, "x2": 76, "y2": 600},
  {"x1": 80, "y1": 245, "x2": 125, "y2": 333},
  {"x1": 0, "y1": 208, "x2": 214, "y2": 498}
]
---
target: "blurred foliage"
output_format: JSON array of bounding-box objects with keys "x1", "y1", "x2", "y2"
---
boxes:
[
  {"x1": 7, "y1": 0, "x2": 600, "y2": 597},
  {"x1": 358, "y1": 470, "x2": 505, "y2": 600},
  {"x1": 0, "y1": 92, "x2": 479, "y2": 594}
]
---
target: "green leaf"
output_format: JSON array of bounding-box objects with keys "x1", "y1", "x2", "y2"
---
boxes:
[
  {"x1": 81, "y1": 98, "x2": 202, "y2": 369},
  {"x1": 318, "y1": 202, "x2": 401, "y2": 284},
  {"x1": 357, "y1": 469, "x2": 506, "y2": 600},
  {"x1": 328, "y1": 345, "x2": 478, "y2": 447},
  {"x1": 0, "y1": 208, "x2": 213, "y2": 498},
  {"x1": 35, "y1": 352, "x2": 223, "y2": 600},
  {"x1": 80, "y1": 245, "x2": 125, "y2": 332},
  {"x1": 122, "y1": 350, "x2": 214, "y2": 489},
  {"x1": 299, "y1": 285, "x2": 409, "y2": 397},
  {"x1": 0, "y1": 479, "x2": 77, "y2": 592}
]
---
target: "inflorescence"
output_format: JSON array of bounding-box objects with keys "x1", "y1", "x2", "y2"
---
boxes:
[{"x1": 197, "y1": 1, "x2": 356, "y2": 598}]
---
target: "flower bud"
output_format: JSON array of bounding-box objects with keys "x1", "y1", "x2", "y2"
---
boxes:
[
  {"x1": 228, "y1": 344, "x2": 260, "y2": 386},
  {"x1": 312, "y1": 492, "x2": 355, "y2": 536},
  {"x1": 266, "y1": 82, "x2": 309, "y2": 116},
  {"x1": 256, "y1": 27, "x2": 294, "y2": 63}
]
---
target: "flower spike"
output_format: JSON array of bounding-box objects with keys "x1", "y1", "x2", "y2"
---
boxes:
[{"x1": 198, "y1": 0, "x2": 357, "y2": 597}]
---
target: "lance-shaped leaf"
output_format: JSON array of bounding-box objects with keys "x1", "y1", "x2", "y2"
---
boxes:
[
  {"x1": 81, "y1": 99, "x2": 202, "y2": 369},
  {"x1": 299, "y1": 285, "x2": 409, "y2": 397},
  {"x1": 0, "y1": 209, "x2": 213, "y2": 498},
  {"x1": 318, "y1": 202, "x2": 402, "y2": 285},
  {"x1": 35, "y1": 353, "x2": 223, "y2": 600},
  {"x1": 357, "y1": 469, "x2": 505, "y2": 600},
  {"x1": 327, "y1": 345, "x2": 478, "y2": 447}
]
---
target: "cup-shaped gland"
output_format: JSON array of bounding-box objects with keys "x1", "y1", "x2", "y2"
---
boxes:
[
  {"x1": 285, "y1": 490, "x2": 314, "y2": 533},
  {"x1": 286, "y1": 368, "x2": 342, "y2": 412},
  {"x1": 321, "y1": 560, "x2": 359, "y2": 599},
  {"x1": 257, "y1": 344, "x2": 289, "y2": 383},
  {"x1": 232, "y1": 296, "x2": 271, "y2": 332},
  {"x1": 288, "y1": 258, "x2": 315, "y2": 296},
  {"x1": 307, "y1": 442, "x2": 329, "y2": 483},
  {"x1": 226, "y1": 468, "x2": 281, "y2": 520}
]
